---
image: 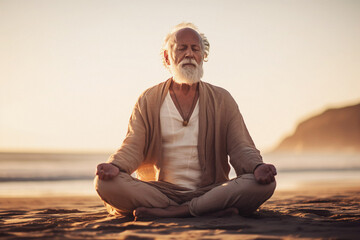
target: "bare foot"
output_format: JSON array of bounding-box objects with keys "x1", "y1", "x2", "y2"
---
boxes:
[
  {"x1": 206, "y1": 207, "x2": 239, "y2": 217},
  {"x1": 133, "y1": 205, "x2": 191, "y2": 220}
]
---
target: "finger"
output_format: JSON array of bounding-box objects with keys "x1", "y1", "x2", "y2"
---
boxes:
[
  {"x1": 256, "y1": 174, "x2": 269, "y2": 185},
  {"x1": 105, "y1": 172, "x2": 115, "y2": 180},
  {"x1": 96, "y1": 165, "x2": 104, "y2": 174},
  {"x1": 264, "y1": 174, "x2": 270, "y2": 184},
  {"x1": 269, "y1": 174, "x2": 275, "y2": 183},
  {"x1": 107, "y1": 172, "x2": 115, "y2": 180},
  {"x1": 108, "y1": 172, "x2": 117, "y2": 180},
  {"x1": 270, "y1": 165, "x2": 277, "y2": 175},
  {"x1": 255, "y1": 176, "x2": 261, "y2": 184},
  {"x1": 255, "y1": 175, "x2": 263, "y2": 184},
  {"x1": 101, "y1": 170, "x2": 110, "y2": 180},
  {"x1": 96, "y1": 166, "x2": 103, "y2": 176},
  {"x1": 259, "y1": 177, "x2": 267, "y2": 185},
  {"x1": 103, "y1": 172, "x2": 111, "y2": 181},
  {"x1": 263, "y1": 173, "x2": 273, "y2": 184},
  {"x1": 98, "y1": 172, "x2": 104, "y2": 180}
]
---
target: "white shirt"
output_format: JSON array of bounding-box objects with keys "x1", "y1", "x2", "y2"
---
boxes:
[{"x1": 160, "y1": 92, "x2": 201, "y2": 190}]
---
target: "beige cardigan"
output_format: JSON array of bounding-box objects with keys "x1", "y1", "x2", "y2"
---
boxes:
[{"x1": 108, "y1": 79, "x2": 263, "y2": 203}]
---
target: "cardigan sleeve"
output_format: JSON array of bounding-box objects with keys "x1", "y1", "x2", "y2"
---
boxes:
[
  {"x1": 107, "y1": 99, "x2": 147, "y2": 175},
  {"x1": 226, "y1": 105, "x2": 263, "y2": 175}
]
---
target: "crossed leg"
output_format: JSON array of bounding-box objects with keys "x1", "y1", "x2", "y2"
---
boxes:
[
  {"x1": 94, "y1": 172, "x2": 179, "y2": 216},
  {"x1": 94, "y1": 172, "x2": 275, "y2": 218}
]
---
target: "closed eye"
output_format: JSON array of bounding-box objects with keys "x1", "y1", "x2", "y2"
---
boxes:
[
  {"x1": 192, "y1": 46, "x2": 200, "y2": 51},
  {"x1": 177, "y1": 46, "x2": 187, "y2": 51}
]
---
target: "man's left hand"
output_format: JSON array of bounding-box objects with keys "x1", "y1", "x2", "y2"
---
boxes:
[{"x1": 254, "y1": 164, "x2": 277, "y2": 184}]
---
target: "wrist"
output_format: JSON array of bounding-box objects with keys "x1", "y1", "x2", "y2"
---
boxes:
[
  {"x1": 110, "y1": 163, "x2": 123, "y2": 173},
  {"x1": 253, "y1": 163, "x2": 264, "y2": 173}
]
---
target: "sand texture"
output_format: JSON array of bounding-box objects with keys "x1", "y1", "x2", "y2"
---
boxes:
[{"x1": 1, "y1": 187, "x2": 359, "y2": 240}]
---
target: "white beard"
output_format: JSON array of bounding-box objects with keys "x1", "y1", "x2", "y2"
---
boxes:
[{"x1": 169, "y1": 58, "x2": 203, "y2": 84}]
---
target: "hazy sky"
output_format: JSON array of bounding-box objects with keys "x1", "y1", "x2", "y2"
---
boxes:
[{"x1": 1, "y1": 0, "x2": 359, "y2": 153}]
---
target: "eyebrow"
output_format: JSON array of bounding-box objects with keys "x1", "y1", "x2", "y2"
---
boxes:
[{"x1": 177, "y1": 44, "x2": 200, "y2": 48}]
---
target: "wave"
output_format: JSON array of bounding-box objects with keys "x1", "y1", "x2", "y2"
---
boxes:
[
  {"x1": 278, "y1": 167, "x2": 360, "y2": 173},
  {"x1": 0, "y1": 176, "x2": 93, "y2": 182},
  {"x1": 2, "y1": 168, "x2": 360, "y2": 183}
]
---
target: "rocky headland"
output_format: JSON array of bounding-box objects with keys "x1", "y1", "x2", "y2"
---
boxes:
[{"x1": 273, "y1": 103, "x2": 360, "y2": 153}]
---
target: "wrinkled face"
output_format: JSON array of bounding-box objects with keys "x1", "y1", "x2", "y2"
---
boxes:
[
  {"x1": 170, "y1": 28, "x2": 204, "y2": 66},
  {"x1": 165, "y1": 28, "x2": 204, "y2": 83}
]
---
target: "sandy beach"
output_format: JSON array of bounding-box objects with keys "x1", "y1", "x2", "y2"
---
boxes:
[{"x1": 1, "y1": 182, "x2": 359, "y2": 240}]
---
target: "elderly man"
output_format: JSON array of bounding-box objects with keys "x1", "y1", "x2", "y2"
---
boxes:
[{"x1": 94, "y1": 23, "x2": 276, "y2": 218}]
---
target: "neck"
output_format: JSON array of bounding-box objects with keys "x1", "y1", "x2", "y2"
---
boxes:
[
  {"x1": 171, "y1": 79, "x2": 199, "y2": 95},
  {"x1": 172, "y1": 75, "x2": 200, "y2": 85}
]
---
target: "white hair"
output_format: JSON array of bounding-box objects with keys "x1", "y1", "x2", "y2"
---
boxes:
[
  {"x1": 161, "y1": 22, "x2": 210, "y2": 69},
  {"x1": 169, "y1": 58, "x2": 203, "y2": 84}
]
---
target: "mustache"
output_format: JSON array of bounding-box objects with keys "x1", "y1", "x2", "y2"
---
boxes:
[{"x1": 180, "y1": 58, "x2": 198, "y2": 67}]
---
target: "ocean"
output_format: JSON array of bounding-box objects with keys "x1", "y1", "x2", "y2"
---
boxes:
[
  {"x1": 0, "y1": 152, "x2": 359, "y2": 197},
  {"x1": 0, "y1": 152, "x2": 107, "y2": 197}
]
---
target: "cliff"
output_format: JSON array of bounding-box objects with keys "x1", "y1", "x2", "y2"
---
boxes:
[{"x1": 273, "y1": 103, "x2": 360, "y2": 153}]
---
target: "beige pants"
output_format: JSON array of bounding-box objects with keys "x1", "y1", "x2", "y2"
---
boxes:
[{"x1": 94, "y1": 172, "x2": 276, "y2": 216}]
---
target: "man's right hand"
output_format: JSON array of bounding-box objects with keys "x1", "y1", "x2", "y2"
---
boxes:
[{"x1": 96, "y1": 163, "x2": 120, "y2": 180}]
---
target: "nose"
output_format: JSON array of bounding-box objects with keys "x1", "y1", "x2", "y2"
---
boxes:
[{"x1": 185, "y1": 48, "x2": 194, "y2": 58}]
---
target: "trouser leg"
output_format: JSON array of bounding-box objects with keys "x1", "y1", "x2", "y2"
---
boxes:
[
  {"x1": 94, "y1": 172, "x2": 178, "y2": 215},
  {"x1": 188, "y1": 174, "x2": 276, "y2": 216}
]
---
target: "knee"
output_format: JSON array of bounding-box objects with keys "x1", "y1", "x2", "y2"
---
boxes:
[
  {"x1": 93, "y1": 175, "x2": 111, "y2": 200},
  {"x1": 258, "y1": 179, "x2": 276, "y2": 202},
  {"x1": 94, "y1": 174, "x2": 132, "y2": 215},
  {"x1": 235, "y1": 174, "x2": 276, "y2": 200},
  {"x1": 94, "y1": 173, "x2": 128, "y2": 201},
  {"x1": 233, "y1": 174, "x2": 276, "y2": 214},
  {"x1": 266, "y1": 179, "x2": 276, "y2": 196}
]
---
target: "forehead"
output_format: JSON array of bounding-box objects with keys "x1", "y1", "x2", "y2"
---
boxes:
[{"x1": 173, "y1": 28, "x2": 201, "y2": 46}]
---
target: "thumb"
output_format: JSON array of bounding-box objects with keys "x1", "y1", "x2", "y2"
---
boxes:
[{"x1": 96, "y1": 164, "x2": 104, "y2": 175}]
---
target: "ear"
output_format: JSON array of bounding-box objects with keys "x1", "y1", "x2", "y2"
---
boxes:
[
  {"x1": 164, "y1": 50, "x2": 171, "y2": 66},
  {"x1": 203, "y1": 53, "x2": 208, "y2": 62}
]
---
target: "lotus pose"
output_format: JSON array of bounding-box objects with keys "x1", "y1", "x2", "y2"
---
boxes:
[{"x1": 94, "y1": 23, "x2": 276, "y2": 218}]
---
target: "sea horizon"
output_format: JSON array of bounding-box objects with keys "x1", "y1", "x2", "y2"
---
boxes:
[{"x1": 0, "y1": 151, "x2": 359, "y2": 197}]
